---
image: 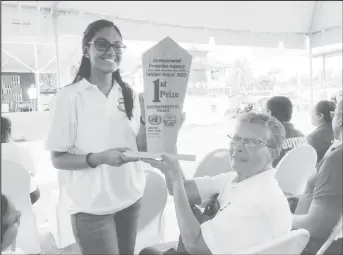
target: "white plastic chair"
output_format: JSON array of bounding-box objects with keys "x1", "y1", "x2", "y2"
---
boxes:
[
  {"x1": 152, "y1": 230, "x2": 310, "y2": 255},
  {"x1": 275, "y1": 144, "x2": 317, "y2": 196},
  {"x1": 135, "y1": 169, "x2": 168, "y2": 254},
  {"x1": 47, "y1": 171, "x2": 76, "y2": 249},
  {"x1": 236, "y1": 229, "x2": 310, "y2": 255},
  {"x1": 1, "y1": 159, "x2": 41, "y2": 254},
  {"x1": 193, "y1": 149, "x2": 231, "y2": 178}
]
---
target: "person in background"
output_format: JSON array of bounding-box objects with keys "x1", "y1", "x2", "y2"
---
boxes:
[
  {"x1": 293, "y1": 100, "x2": 343, "y2": 255},
  {"x1": 140, "y1": 112, "x2": 291, "y2": 255},
  {"x1": 1, "y1": 195, "x2": 22, "y2": 253},
  {"x1": 45, "y1": 19, "x2": 147, "y2": 255},
  {"x1": 1, "y1": 117, "x2": 40, "y2": 205},
  {"x1": 307, "y1": 100, "x2": 336, "y2": 163},
  {"x1": 264, "y1": 96, "x2": 307, "y2": 167}
]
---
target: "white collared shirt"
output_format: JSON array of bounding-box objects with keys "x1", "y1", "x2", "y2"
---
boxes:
[
  {"x1": 194, "y1": 169, "x2": 292, "y2": 254},
  {"x1": 45, "y1": 78, "x2": 145, "y2": 215}
]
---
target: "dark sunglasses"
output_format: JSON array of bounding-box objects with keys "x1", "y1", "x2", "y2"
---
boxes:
[{"x1": 90, "y1": 40, "x2": 126, "y2": 54}]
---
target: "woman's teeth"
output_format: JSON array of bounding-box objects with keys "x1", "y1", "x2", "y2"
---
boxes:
[{"x1": 104, "y1": 59, "x2": 115, "y2": 64}]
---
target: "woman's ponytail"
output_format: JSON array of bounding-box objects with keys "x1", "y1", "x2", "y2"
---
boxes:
[{"x1": 113, "y1": 69, "x2": 133, "y2": 120}]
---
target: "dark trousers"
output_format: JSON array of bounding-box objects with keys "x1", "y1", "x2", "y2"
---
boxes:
[{"x1": 71, "y1": 199, "x2": 141, "y2": 255}]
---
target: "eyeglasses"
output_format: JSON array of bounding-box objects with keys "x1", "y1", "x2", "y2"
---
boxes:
[
  {"x1": 90, "y1": 40, "x2": 126, "y2": 54},
  {"x1": 227, "y1": 134, "x2": 270, "y2": 148}
]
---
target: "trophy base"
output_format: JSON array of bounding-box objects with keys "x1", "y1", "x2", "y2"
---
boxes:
[{"x1": 124, "y1": 152, "x2": 196, "y2": 161}]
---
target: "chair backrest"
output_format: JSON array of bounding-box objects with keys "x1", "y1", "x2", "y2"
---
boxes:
[
  {"x1": 275, "y1": 144, "x2": 317, "y2": 196},
  {"x1": 137, "y1": 169, "x2": 168, "y2": 230},
  {"x1": 1, "y1": 159, "x2": 41, "y2": 254},
  {"x1": 236, "y1": 229, "x2": 310, "y2": 255},
  {"x1": 193, "y1": 149, "x2": 231, "y2": 178}
]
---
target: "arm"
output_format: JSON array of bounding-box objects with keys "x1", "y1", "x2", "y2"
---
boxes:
[
  {"x1": 167, "y1": 174, "x2": 202, "y2": 206},
  {"x1": 292, "y1": 150, "x2": 342, "y2": 239},
  {"x1": 172, "y1": 174, "x2": 212, "y2": 254},
  {"x1": 51, "y1": 147, "x2": 134, "y2": 170},
  {"x1": 50, "y1": 151, "x2": 105, "y2": 170},
  {"x1": 294, "y1": 173, "x2": 316, "y2": 214},
  {"x1": 292, "y1": 203, "x2": 341, "y2": 239}
]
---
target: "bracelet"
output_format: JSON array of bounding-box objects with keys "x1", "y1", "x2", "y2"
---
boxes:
[
  {"x1": 86, "y1": 153, "x2": 97, "y2": 168},
  {"x1": 140, "y1": 116, "x2": 146, "y2": 125}
]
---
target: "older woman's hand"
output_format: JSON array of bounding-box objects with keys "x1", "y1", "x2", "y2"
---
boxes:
[{"x1": 143, "y1": 153, "x2": 182, "y2": 183}]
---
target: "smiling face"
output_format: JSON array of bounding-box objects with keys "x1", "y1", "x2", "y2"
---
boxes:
[
  {"x1": 229, "y1": 122, "x2": 273, "y2": 178},
  {"x1": 85, "y1": 26, "x2": 123, "y2": 74}
]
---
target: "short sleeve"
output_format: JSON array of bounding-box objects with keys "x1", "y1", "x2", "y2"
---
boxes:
[
  {"x1": 132, "y1": 89, "x2": 141, "y2": 136},
  {"x1": 313, "y1": 148, "x2": 343, "y2": 209},
  {"x1": 193, "y1": 172, "x2": 235, "y2": 207},
  {"x1": 45, "y1": 88, "x2": 77, "y2": 152}
]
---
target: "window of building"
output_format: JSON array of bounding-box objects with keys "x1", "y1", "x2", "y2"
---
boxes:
[
  {"x1": 14, "y1": 93, "x2": 22, "y2": 101},
  {"x1": 12, "y1": 76, "x2": 20, "y2": 86}
]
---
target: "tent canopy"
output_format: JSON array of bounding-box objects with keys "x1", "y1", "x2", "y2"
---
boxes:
[{"x1": 2, "y1": 1, "x2": 342, "y2": 49}]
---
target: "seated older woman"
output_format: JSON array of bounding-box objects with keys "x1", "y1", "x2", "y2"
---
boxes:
[
  {"x1": 307, "y1": 100, "x2": 336, "y2": 163},
  {"x1": 141, "y1": 112, "x2": 292, "y2": 255}
]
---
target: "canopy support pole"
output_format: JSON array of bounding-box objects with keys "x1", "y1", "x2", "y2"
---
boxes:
[
  {"x1": 308, "y1": 35, "x2": 314, "y2": 111},
  {"x1": 322, "y1": 55, "x2": 326, "y2": 87},
  {"x1": 33, "y1": 43, "x2": 41, "y2": 111},
  {"x1": 307, "y1": 1, "x2": 319, "y2": 111},
  {"x1": 52, "y1": 1, "x2": 61, "y2": 90}
]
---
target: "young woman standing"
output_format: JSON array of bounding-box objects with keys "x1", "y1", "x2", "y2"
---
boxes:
[{"x1": 45, "y1": 19, "x2": 147, "y2": 255}]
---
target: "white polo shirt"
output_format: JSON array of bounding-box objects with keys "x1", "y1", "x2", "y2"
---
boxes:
[
  {"x1": 45, "y1": 78, "x2": 145, "y2": 215},
  {"x1": 194, "y1": 169, "x2": 292, "y2": 254}
]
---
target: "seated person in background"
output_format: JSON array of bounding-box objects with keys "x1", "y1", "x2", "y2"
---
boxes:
[
  {"x1": 264, "y1": 96, "x2": 307, "y2": 167},
  {"x1": 307, "y1": 100, "x2": 336, "y2": 163},
  {"x1": 1, "y1": 117, "x2": 40, "y2": 205},
  {"x1": 293, "y1": 100, "x2": 343, "y2": 255},
  {"x1": 1, "y1": 195, "x2": 22, "y2": 253},
  {"x1": 141, "y1": 112, "x2": 292, "y2": 255}
]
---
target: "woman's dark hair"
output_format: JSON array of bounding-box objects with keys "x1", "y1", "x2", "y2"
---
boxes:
[
  {"x1": 73, "y1": 19, "x2": 133, "y2": 119},
  {"x1": 266, "y1": 96, "x2": 293, "y2": 122},
  {"x1": 315, "y1": 100, "x2": 336, "y2": 123},
  {"x1": 1, "y1": 195, "x2": 9, "y2": 243}
]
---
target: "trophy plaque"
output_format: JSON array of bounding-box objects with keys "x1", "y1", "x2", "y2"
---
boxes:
[{"x1": 126, "y1": 37, "x2": 195, "y2": 161}]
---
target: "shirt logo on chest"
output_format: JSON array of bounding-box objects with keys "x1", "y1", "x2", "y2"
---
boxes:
[{"x1": 117, "y1": 97, "x2": 126, "y2": 112}]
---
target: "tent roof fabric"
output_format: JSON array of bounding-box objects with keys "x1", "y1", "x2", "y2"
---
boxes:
[{"x1": 1, "y1": 1, "x2": 342, "y2": 49}]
